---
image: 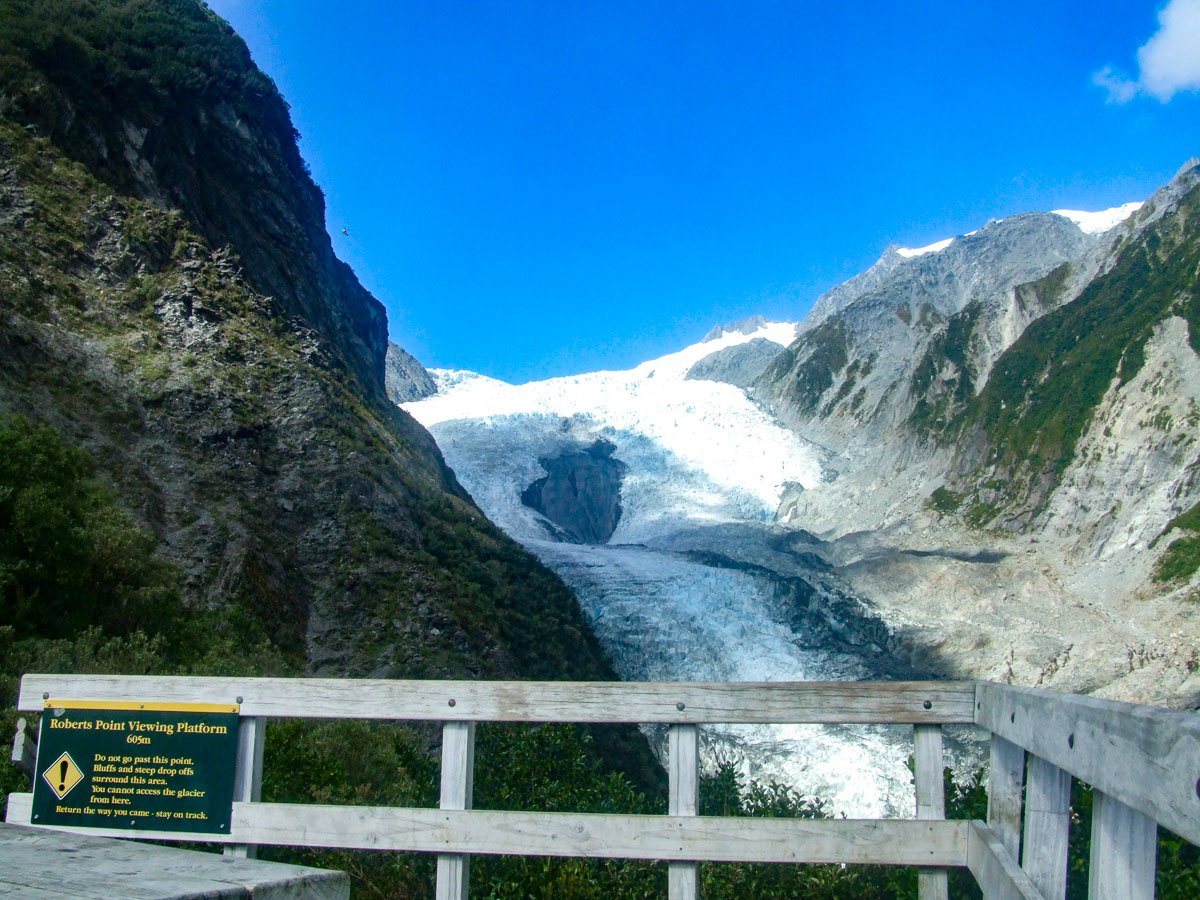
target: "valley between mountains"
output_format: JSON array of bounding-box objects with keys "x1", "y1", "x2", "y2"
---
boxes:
[
  {"x1": 399, "y1": 163, "x2": 1200, "y2": 812},
  {"x1": 3, "y1": 3, "x2": 1197, "y2": 892}
]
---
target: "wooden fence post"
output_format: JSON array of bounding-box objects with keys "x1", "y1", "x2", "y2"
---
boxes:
[
  {"x1": 224, "y1": 714, "x2": 266, "y2": 859},
  {"x1": 1089, "y1": 790, "x2": 1156, "y2": 900},
  {"x1": 987, "y1": 735, "x2": 1025, "y2": 860},
  {"x1": 914, "y1": 724, "x2": 948, "y2": 900},
  {"x1": 436, "y1": 721, "x2": 476, "y2": 900},
  {"x1": 1020, "y1": 754, "x2": 1070, "y2": 899},
  {"x1": 668, "y1": 723, "x2": 700, "y2": 900}
]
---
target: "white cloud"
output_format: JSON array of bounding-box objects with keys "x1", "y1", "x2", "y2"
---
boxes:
[
  {"x1": 1094, "y1": 0, "x2": 1200, "y2": 103},
  {"x1": 1092, "y1": 66, "x2": 1140, "y2": 104}
]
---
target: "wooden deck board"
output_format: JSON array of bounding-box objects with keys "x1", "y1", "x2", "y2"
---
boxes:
[{"x1": 0, "y1": 822, "x2": 349, "y2": 899}]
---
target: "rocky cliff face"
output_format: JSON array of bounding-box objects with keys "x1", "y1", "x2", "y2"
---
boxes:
[
  {"x1": 685, "y1": 338, "x2": 784, "y2": 389},
  {"x1": 385, "y1": 341, "x2": 437, "y2": 404},
  {"x1": 755, "y1": 213, "x2": 1101, "y2": 454},
  {"x1": 747, "y1": 161, "x2": 1200, "y2": 706},
  {"x1": 0, "y1": 0, "x2": 621, "y2": 686},
  {"x1": 520, "y1": 440, "x2": 627, "y2": 543}
]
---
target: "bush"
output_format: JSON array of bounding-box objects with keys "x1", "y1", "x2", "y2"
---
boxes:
[{"x1": 0, "y1": 414, "x2": 184, "y2": 641}]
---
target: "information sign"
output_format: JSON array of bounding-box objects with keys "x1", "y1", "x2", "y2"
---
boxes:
[{"x1": 30, "y1": 700, "x2": 240, "y2": 834}]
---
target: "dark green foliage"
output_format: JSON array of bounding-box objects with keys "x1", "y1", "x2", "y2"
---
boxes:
[
  {"x1": 827, "y1": 355, "x2": 874, "y2": 414},
  {"x1": 471, "y1": 724, "x2": 663, "y2": 898},
  {"x1": 0, "y1": 0, "x2": 301, "y2": 197},
  {"x1": 258, "y1": 719, "x2": 440, "y2": 897},
  {"x1": 1153, "y1": 501, "x2": 1200, "y2": 584},
  {"x1": 698, "y1": 755, "x2": 914, "y2": 899},
  {"x1": 414, "y1": 493, "x2": 616, "y2": 681},
  {"x1": 909, "y1": 301, "x2": 984, "y2": 434},
  {"x1": 0, "y1": 415, "x2": 183, "y2": 641},
  {"x1": 963, "y1": 186, "x2": 1200, "y2": 508},
  {"x1": 927, "y1": 487, "x2": 963, "y2": 514},
  {"x1": 777, "y1": 319, "x2": 849, "y2": 415}
]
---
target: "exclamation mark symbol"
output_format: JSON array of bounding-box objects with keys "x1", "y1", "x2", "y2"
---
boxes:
[{"x1": 59, "y1": 760, "x2": 68, "y2": 793}]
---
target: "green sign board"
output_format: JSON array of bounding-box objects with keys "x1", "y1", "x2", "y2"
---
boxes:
[{"x1": 30, "y1": 700, "x2": 240, "y2": 835}]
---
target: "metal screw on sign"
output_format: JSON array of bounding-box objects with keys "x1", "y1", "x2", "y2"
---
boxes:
[
  {"x1": 448, "y1": 699, "x2": 456, "y2": 707},
  {"x1": 676, "y1": 702, "x2": 685, "y2": 711},
  {"x1": 923, "y1": 700, "x2": 932, "y2": 709}
]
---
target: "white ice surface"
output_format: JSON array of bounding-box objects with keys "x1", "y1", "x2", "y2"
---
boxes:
[
  {"x1": 1052, "y1": 201, "x2": 1143, "y2": 235},
  {"x1": 896, "y1": 237, "x2": 954, "y2": 258},
  {"x1": 408, "y1": 321, "x2": 820, "y2": 521},
  {"x1": 404, "y1": 323, "x2": 921, "y2": 816}
]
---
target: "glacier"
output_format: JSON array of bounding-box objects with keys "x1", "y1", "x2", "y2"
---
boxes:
[{"x1": 405, "y1": 321, "x2": 967, "y2": 817}]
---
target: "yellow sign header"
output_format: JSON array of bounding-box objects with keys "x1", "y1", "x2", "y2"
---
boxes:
[{"x1": 44, "y1": 700, "x2": 240, "y2": 714}]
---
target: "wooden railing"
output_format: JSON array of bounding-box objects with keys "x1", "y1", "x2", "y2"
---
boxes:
[{"x1": 7, "y1": 675, "x2": 1199, "y2": 899}]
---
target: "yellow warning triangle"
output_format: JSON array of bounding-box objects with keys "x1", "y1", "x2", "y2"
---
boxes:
[{"x1": 42, "y1": 751, "x2": 84, "y2": 800}]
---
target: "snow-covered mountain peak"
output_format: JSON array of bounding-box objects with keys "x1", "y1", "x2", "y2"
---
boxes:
[
  {"x1": 896, "y1": 236, "x2": 955, "y2": 258},
  {"x1": 1052, "y1": 201, "x2": 1143, "y2": 234},
  {"x1": 405, "y1": 319, "x2": 818, "y2": 538},
  {"x1": 633, "y1": 319, "x2": 797, "y2": 379}
]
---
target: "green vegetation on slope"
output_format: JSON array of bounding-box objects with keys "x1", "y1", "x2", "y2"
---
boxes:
[
  {"x1": 0, "y1": 0, "x2": 300, "y2": 201},
  {"x1": 1154, "y1": 501, "x2": 1200, "y2": 584},
  {"x1": 767, "y1": 318, "x2": 849, "y2": 416},
  {"x1": 960, "y1": 185, "x2": 1200, "y2": 517},
  {"x1": 0, "y1": 415, "x2": 180, "y2": 640},
  {"x1": 909, "y1": 300, "x2": 984, "y2": 433}
]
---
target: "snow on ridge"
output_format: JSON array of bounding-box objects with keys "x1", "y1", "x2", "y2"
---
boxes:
[
  {"x1": 896, "y1": 237, "x2": 954, "y2": 258},
  {"x1": 405, "y1": 319, "x2": 818, "y2": 517},
  {"x1": 1052, "y1": 201, "x2": 1143, "y2": 235},
  {"x1": 891, "y1": 199, "x2": 1142, "y2": 259},
  {"x1": 628, "y1": 319, "x2": 797, "y2": 379}
]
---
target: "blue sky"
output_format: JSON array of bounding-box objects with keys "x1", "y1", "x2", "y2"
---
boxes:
[{"x1": 205, "y1": 0, "x2": 1199, "y2": 384}]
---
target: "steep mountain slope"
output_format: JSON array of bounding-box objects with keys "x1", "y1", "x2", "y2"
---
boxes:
[
  {"x1": 756, "y1": 213, "x2": 1103, "y2": 457},
  {"x1": 410, "y1": 163, "x2": 1200, "y2": 715},
  {"x1": 746, "y1": 162, "x2": 1200, "y2": 705},
  {"x1": 0, "y1": 0, "x2": 622, "y2": 687}
]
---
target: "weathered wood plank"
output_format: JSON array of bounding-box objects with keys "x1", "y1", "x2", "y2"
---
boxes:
[
  {"x1": 975, "y1": 680, "x2": 1200, "y2": 845},
  {"x1": 10, "y1": 716, "x2": 36, "y2": 779},
  {"x1": 225, "y1": 714, "x2": 266, "y2": 860},
  {"x1": 986, "y1": 735, "x2": 1025, "y2": 860},
  {"x1": 18, "y1": 675, "x2": 977, "y2": 724},
  {"x1": 1020, "y1": 754, "x2": 1070, "y2": 900},
  {"x1": 1088, "y1": 790, "x2": 1156, "y2": 900},
  {"x1": 226, "y1": 803, "x2": 970, "y2": 864},
  {"x1": 965, "y1": 821, "x2": 1044, "y2": 900},
  {"x1": 436, "y1": 722, "x2": 476, "y2": 900},
  {"x1": 7, "y1": 791, "x2": 231, "y2": 842},
  {"x1": 915, "y1": 724, "x2": 948, "y2": 900},
  {"x1": 668, "y1": 724, "x2": 699, "y2": 900},
  {"x1": 8, "y1": 792, "x2": 968, "y2": 866},
  {"x1": 0, "y1": 821, "x2": 349, "y2": 900}
]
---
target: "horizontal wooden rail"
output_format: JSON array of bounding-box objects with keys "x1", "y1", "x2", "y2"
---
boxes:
[
  {"x1": 5, "y1": 794, "x2": 967, "y2": 866},
  {"x1": 975, "y1": 681, "x2": 1200, "y2": 846},
  {"x1": 965, "y1": 821, "x2": 1043, "y2": 900},
  {"x1": 18, "y1": 675, "x2": 976, "y2": 724},
  {"x1": 14, "y1": 674, "x2": 1200, "y2": 900}
]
